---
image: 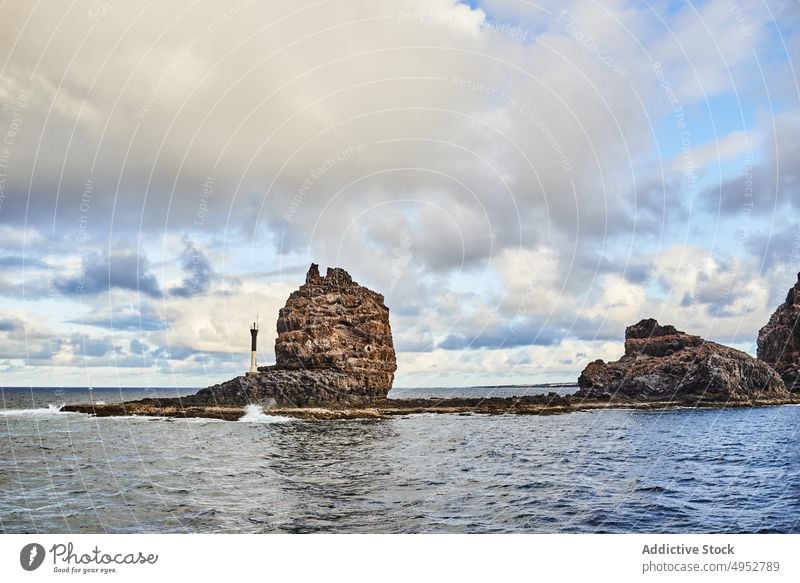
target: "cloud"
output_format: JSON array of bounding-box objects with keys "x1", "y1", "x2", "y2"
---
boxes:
[
  {"x1": 438, "y1": 319, "x2": 565, "y2": 350},
  {"x1": 55, "y1": 249, "x2": 162, "y2": 298},
  {"x1": 0, "y1": 255, "x2": 46, "y2": 268},
  {"x1": 0, "y1": 313, "x2": 70, "y2": 362},
  {"x1": 130, "y1": 338, "x2": 148, "y2": 356},
  {"x1": 149, "y1": 344, "x2": 199, "y2": 361},
  {"x1": 169, "y1": 239, "x2": 217, "y2": 298},
  {"x1": 706, "y1": 113, "x2": 800, "y2": 216},
  {"x1": 748, "y1": 225, "x2": 800, "y2": 278},
  {"x1": 70, "y1": 302, "x2": 168, "y2": 332},
  {"x1": 67, "y1": 333, "x2": 114, "y2": 358},
  {"x1": 0, "y1": 318, "x2": 20, "y2": 332},
  {"x1": 0, "y1": 0, "x2": 747, "y2": 260}
]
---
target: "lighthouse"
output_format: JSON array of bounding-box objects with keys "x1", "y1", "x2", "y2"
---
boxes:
[{"x1": 247, "y1": 321, "x2": 259, "y2": 375}]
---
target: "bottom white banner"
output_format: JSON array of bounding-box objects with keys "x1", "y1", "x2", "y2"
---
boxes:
[{"x1": 1, "y1": 534, "x2": 798, "y2": 582}]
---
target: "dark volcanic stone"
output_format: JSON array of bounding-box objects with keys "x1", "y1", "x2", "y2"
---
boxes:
[
  {"x1": 576, "y1": 318, "x2": 787, "y2": 402},
  {"x1": 625, "y1": 318, "x2": 680, "y2": 339},
  {"x1": 758, "y1": 273, "x2": 800, "y2": 392},
  {"x1": 186, "y1": 369, "x2": 382, "y2": 408}
]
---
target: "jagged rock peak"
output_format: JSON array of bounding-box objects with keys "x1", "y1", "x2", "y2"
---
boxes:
[
  {"x1": 303, "y1": 263, "x2": 356, "y2": 289},
  {"x1": 325, "y1": 266, "x2": 353, "y2": 286},
  {"x1": 305, "y1": 262, "x2": 322, "y2": 285},
  {"x1": 625, "y1": 319, "x2": 681, "y2": 339}
]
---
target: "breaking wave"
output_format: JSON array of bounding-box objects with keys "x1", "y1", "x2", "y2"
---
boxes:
[
  {"x1": 238, "y1": 404, "x2": 291, "y2": 424},
  {"x1": 0, "y1": 403, "x2": 70, "y2": 416}
]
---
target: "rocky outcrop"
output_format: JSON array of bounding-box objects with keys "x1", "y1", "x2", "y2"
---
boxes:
[
  {"x1": 758, "y1": 273, "x2": 800, "y2": 391},
  {"x1": 576, "y1": 318, "x2": 788, "y2": 402},
  {"x1": 271, "y1": 263, "x2": 396, "y2": 389},
  {"x1": 183, "y1": 369, "x2": 385, "y2": 408},
  {"x1": 160, "y1": 264, "x2": 396, "y2": 408}
]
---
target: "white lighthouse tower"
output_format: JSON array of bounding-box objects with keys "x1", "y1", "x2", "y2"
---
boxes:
[{"x1": 247, "y1": 321, "x2": 259, "y2": 376}]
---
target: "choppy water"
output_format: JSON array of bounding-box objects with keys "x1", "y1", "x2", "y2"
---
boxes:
[{"x1": 2, "y1": 387, "x2": 800, "y2": 533}]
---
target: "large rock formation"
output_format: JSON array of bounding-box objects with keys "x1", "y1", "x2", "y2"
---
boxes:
[
  {"x1": 576, "y1": 318, "x2": 788, "y2": 402},
  {"x1": 271, "y1": 263, "x2": 396, "y2": 386},
  {"x1": 758, "y1": 273, "x2": 800, "y2": 391},
  {"x1": 184, "y1": 264, "x2": 396, "y2": 407}
]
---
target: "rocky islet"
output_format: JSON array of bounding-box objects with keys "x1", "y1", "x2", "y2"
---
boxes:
[{"x1": 576, "y1": 318, "x2": 788, "y2": 402}]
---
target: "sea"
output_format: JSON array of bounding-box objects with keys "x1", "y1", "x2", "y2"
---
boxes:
[{"x1": 2, "y1": 386, "x2": 799, "y2": 533}]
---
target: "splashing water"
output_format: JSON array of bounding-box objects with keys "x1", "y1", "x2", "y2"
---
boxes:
[
  {"x1": 0, "y1": 403, "x2": 67, "y2": 416},
  {"x1": 238, "y1": 404, "x2": 291, "y2": 424}
]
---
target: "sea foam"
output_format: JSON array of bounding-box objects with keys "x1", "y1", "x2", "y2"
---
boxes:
[
  {"x1": 0, "y1": 403, "x2": 71, "y2": 416},
  {"x1": 238, "y1": 404, "x2": 291, "y2": 424}
]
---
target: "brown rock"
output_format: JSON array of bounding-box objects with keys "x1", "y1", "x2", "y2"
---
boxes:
[
  {"x1": 576, "y1": 318, "x2": 787, "y2": 402},
  {"x1": 273, "y1": 264, "x2": 396, "y2": 388},
  {"x1": 757, "y1": 273, "x2": 800, "y2": 391}
]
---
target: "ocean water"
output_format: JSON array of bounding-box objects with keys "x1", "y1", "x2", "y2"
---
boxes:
[{"x1": 2, "y1": 387, "x2": 800, "y2": 533}]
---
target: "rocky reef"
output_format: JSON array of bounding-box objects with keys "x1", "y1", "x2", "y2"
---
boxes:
[
  {"x1": 67, "y1": 392, "x2": 793, "y2": 421},
  {"x1": 576, "y1": 318, "x2": 788, "y2": 402},
  {"x1": 758, "y1": 273, "x2": 800, "y2": 392}
]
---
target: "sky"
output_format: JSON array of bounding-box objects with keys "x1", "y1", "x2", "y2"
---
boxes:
[{"x1": 1, "y1": 0, "x2": 799, "y2": 389}]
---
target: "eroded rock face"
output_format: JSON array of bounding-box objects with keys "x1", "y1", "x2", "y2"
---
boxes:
[
  {"x1": 272, "y1": 263, "x2": 396, "y2": 387},
  {"x1": 757, "y1": 273, "x2": 800, "y2": 391},
  {"x1": 189, "y1": 264, "x2": 397, "y2": 407},
  {"x1": 577, "y1": 318, "x2": 787, "y2": 401}
]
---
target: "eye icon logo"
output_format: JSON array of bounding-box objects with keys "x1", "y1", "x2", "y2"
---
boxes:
[{"x1": 20, "y1": 543, "x2": 46, "y2": 571}]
